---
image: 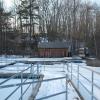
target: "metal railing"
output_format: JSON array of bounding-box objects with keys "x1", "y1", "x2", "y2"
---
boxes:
[
  {"x1": 0, "y1": 61, "x2": 42, "y2": 100},
  {"x1": 0, "y1": 61, "x2": 69, "y2": 100},
  {"x1": 0, "y1": 76, "x2": 68, "y2": 100},
  {"x1": 0, "y1": 58, "x2": 100, "y2": 100},
  {"x1": 64, "y1": 60, "x2": 100, "y2": 100}
]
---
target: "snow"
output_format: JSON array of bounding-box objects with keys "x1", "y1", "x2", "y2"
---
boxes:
[
  {"x1": 67, "y1": 62, "x2": 100, "y2": 100},
  {"x1": 0, "y1": 56, "x2": 37, "y2": 100},
  {"x1": 0, "y1": 56, "x2": 100, "y2": 100},
  {"x1": 36, "y1": 64, "x2": 80, "y2": 100},
  {"x1": 0, "y1": 59, "x2": 81, "y2": 100},
  {"x1": 0, "y1": 63, "x2": 31, "y2": 73},
  {"x1": 0, "y1": 79, "x2": 33, "y2": 100}
]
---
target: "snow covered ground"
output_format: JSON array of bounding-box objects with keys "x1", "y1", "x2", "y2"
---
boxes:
[
  {"x1": 0, "y1": 56, "x2": 100, "y2": 100},
  {"x1": 66, "y1": 62, "x2": 100, "y2": 100},
  {"x1": 0, "y1": 63, "x2": 81, "y2": 100},
  {"x1": 0, "y1": 79, "x2": 33, "y2": 100},
  {"x1": 36, "y1": 64, "x2": 80, "y2": 100}
]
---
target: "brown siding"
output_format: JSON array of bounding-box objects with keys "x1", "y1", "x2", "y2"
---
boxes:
[{"x1": 38, "y1": 48, "x2": 68, "y2": 57}]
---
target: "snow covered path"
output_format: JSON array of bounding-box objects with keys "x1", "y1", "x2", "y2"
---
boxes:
[{"x1": 36, "y1": 64, "x2": 80, "y2": 100}]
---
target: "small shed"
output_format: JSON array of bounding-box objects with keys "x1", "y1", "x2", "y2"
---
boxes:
[{"x1": 38, "y1": 41, "x2": 70, "y2": 57}]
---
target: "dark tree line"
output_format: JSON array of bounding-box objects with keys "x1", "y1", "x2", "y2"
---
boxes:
[
  {"x1": 0, "y1": 2, "x2": 15, "y2": 54},
  {"x1": 38, "y1": 0, "x2": 100, "y2": 57},
  {"x1": 1, "y1": 0, "x2": 100, "y2": 58}
]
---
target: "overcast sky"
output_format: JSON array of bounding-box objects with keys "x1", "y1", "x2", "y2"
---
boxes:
[
  {"x1": 4, "y1": 0, "x2": 13, "y2": 10},
  {"x1": 91, "y1": 0, "x2": 100, "y2": 4},
  {"x1": 4, "y1": 0, "x2": 100, "y2": 9}
]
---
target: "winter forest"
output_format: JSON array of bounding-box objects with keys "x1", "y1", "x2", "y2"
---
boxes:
[
  {"x1": 1, "y1": 0, "x2": 100, "y2": 100},
  {"x1": 0, "y1": 0, "x2": 100, "y2": 58}
]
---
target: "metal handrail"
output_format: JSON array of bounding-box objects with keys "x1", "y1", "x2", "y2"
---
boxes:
[
  {"x1": 36, "y1": 91, "x2": 67, "y2": 100},
  {"x1": 19, "y1": 84, "x2": 31, "y2": 100},
  {"x1": 5, "y1": 72, "x2": 33, "y2": 100},
  {"x1": 1, "y1": 59, "x2": 100, "y2": 100},
  {"x1": 0, "y1": 62, "x2": 35, "y2": 100},
  {"x1": 79, "y1": 79, "x2": 98, "y2": 100},
  {"x1": 80, "y1": 65, "x2": 100, "y2": 75},
  {"x1": 0, "y1": 76, "x2": 66, "y2": 89},
  {"x1": 0, "y1": 76, "x2": 68, "y2": 100},
  {"x1": 65, "y1": 65, "x2": 100, "y2": 90},
  {"x1": 65, "y1": 62, "x2": 100, "y2": 100},
  {"x1": 0, "y1": 61, "x2": 68, "y2": 100},
  {"x1": 0, "y1": 62, "x2": 16, "y2": 69},
  {"x1": 0, "y1": 65, "x2": 32, "y2": 85},
  {"x1": 64, "y1": 60, "x2": 100, "y2": 75}
]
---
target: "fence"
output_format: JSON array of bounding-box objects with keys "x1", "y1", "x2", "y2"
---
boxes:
[
  {"x1": 0, "y1": 58, "x2": 100, "y2": 100},
  {"x1": 0, "y1": 61, "x2": 41, "y2": 100},
  {"x1": 64, "y1": 60, "x2": 100, "y2": 100},
  {"x1": 0, "y1": 60, "x2": 68, "y2": 100}
]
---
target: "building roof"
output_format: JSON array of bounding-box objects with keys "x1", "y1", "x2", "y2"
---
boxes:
[{"x1": 38, "y1": 41, "x2": 70, "y2": 49}]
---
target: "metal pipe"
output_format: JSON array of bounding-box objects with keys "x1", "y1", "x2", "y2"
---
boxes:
[
  {"x1": 5, "y1": 73, "x2": 32, "y2": 100},
  {"x1": 0, "y1": 62, "x2": 16, "y2": 69},
  {"x1": 0, "y1": 76, "x2": 66, "y2": 89},
  {"x1": 0, "y1": 65, "x2": 32, "y2": 85},
  {"x1": 66, "y1": 74, "x2": 68, "y2": 100},
  {"x1": 77, "y1": 64, "x2": 79, "y2": 90},
  {"x1": 19, "y1": 84, "x2": 31, "y2": 100},
  {"x1": 36, "y1": 91, "x2": 67, "y2": 100},
  {"x1": 21, "y1": 72, "x2": 23, "y2": 100},
  {"x1": 71, "y1": 62, "x2": 73, "y2": 80},
  {"x1": 91, "y1": 71, "x2": 94, "y2": 100},
  {"x1": 37, "y1": 63, "x2": 39, "y2": 75},
  {"x1": 69, "y1": 69, "x2": 99, "y2": 100}
]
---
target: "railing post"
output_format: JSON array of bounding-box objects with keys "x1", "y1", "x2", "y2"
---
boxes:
[
  {"x1": 30, "y1": 64, "x2": 34, "y2": 88},
  {"x1": 91, "y1": 71, "x2": 94, "y2": 100},
  {"x1": 66, "y1": 74, "x2": 68, "y2": 100},
  {"x1": 37, "y1": 63, "x2": 39, "y2": 75},
  {"x1": 71, "y1": 62, "x2": 72, "y2": 80},
  {"x1": 77, "y1": 64, "x2": 79, "y2": 90},
  {"x1": 44, "y1": 61, "x2": 45, "y2": 71},
  {"x1": 30, "y1": 64, "x2": 32, "y2": 75},
  {"x1": 66, "y1": 61, "x2": 68, "y2": 72},
  {"x1": 21, "y1": 72, "x2": 23, "y2": 100},
  {"x1": 63, "y1": 62, "x2": 65, "y2": 72}
]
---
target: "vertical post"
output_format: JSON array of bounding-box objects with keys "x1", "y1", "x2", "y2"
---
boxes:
[
  {"x1": 21, "y1": 72, "x2": 23, "y2": 100},
  {"x1": 30, "y1": 64, "x2": 34, "y2": 77},
  {"x1": 77, "y1": 64, "x2": 79, "y2": 90},
  {"x1": 44, "y1": 61, "x2": 45, "y2": 71},
  {"x1": 30, "y1": 64, "x2": 34, "y2": 88},
  {"x1": 37, "y1": 63, "x2": 39, "y2": 75},
  {"x1": 91, "y1": 71, "x2": 94, "y2": 100},
  {"x1": 67, "y1": 61, "x2": 68, "y2": 72},
  {"x1": 66, "y1": 61, "x2": 70, "y2": 75},
  {"x1": 63, "y1": 62, "x2": 65, "y2": 72},
  {"x1": 66, "y1": 74, "x2": 68, "y2": 100},
  {"x1": 71, "y1": 62, "x2": 72, "y2": 80}
]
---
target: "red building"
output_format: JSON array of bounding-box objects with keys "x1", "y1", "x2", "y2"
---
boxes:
[{"x1": 38, "y1": 41, "x2": 70, "y2": 57}]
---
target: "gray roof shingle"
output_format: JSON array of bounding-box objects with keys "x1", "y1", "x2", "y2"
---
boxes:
[{"x1": 38, "y1": 41, "x2": 70, "y2": 48}]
